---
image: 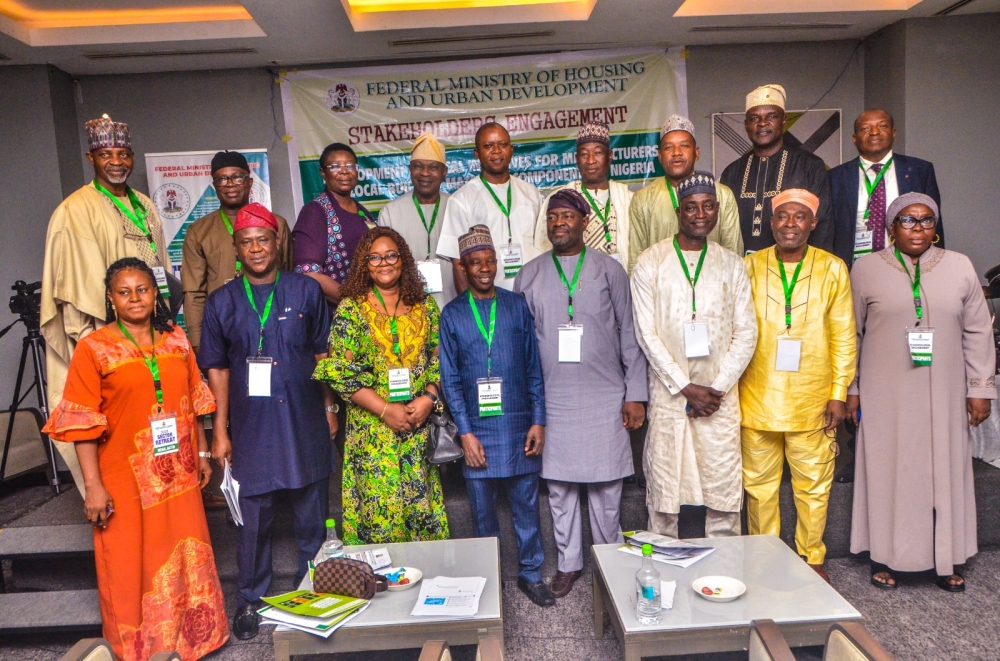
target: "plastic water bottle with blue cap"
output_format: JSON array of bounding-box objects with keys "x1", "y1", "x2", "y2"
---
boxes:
[{"x1": 635, "y1": 543, "x2": 661, "y2": 624}]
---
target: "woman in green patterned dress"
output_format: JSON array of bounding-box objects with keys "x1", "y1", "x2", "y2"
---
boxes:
[{"x1": 314, "y1": 227, "x2": 449, "y2": 544}]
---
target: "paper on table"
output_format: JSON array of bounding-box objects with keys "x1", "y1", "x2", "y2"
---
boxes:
[
  {"x1": 221, "y1": 459, "x2": 243, "y2": 526},
  {"x1": 410, "y1": 576, "x2": 486, "y2": 618},
  {"x1": 266, "y1": 602, "x2": 370, "y2": 638},
  {"x1": 349, "y1": 548, "x2": 392, "y2": 570},
  {"x1": 617, "y1": 543, "x2": 716, "y2": 569},
  {"x1": 661, "y1": 580, "x2": 677, "y2": 610}
]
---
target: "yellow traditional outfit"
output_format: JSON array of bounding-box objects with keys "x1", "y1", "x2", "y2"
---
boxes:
[
  {"x1": 41, "y1": 115, "x2": 171, "y2": 493},
  {"x1": 739, "y1": 235, "x2": 855, "y2": 564}
]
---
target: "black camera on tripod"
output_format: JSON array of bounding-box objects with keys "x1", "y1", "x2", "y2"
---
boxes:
[{"x1": 9, "y1": 280, "x2": 41, "y2": 330}]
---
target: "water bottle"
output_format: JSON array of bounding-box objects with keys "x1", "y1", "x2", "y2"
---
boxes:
[
  {"x1": 319, "y1": 518, "x2": 344, "y2": 560},
  {"x1": 635, "y1": 543, "x2": 661, "y2": 625}
]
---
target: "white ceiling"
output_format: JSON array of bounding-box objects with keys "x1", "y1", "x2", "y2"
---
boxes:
[{"x1": 0, "y1": 0, "x2": 997, "y2": 75}]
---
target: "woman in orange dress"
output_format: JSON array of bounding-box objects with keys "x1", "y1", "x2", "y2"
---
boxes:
[{"x1": 43, "y1": 257, "x2": 229, "y2": 661}]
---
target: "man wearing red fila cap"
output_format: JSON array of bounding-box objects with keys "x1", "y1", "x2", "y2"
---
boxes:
[{"x1": 198, "y1": 203, "x2": 336, "y2": 640}]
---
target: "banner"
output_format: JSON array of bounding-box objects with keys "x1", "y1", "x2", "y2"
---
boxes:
[
  {"x1": 280, "y1": 48, "x2": 687, "y2": 214},
  {"x1": 144, "y1": 148, "x2": 272, "y2": 277}
]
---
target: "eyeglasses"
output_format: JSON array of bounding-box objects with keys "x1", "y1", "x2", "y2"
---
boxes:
[
  {"x1": 807, "y1": 427, "x2": 840, "y2": 464},
  {"x1": 213, "y1": 174, "x2": 252, "y2": 187},
  {"x1": 323, "y1": 163, "x2": 359, "y2": 174},
  {"x1": 365, "y1": 252, "x2": 400, "y2": 266},
  {"x1": 895, "y1": 216, "x2": 937, "y2": 229}
]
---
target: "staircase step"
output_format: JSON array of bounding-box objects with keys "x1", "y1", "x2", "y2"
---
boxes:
[
  {"x1": 0, "y1": 589, "x2": 101, "y2": 633},
  {"x1": 0, "y1": 524, "x2": 93, "y2": 560}
]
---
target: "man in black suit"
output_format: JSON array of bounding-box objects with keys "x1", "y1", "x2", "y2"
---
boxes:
[{"x1": 829, "y1": 109, "x2": 943, "y2": 270}]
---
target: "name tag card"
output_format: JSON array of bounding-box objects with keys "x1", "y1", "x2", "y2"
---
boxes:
[
  {"x1": 558, "y1": 324, "x2": 583, "y2": 362},
  {"x1": 907, "y1": 327, "x2": 933, "y2": 366},
  {"x1": 684, "y1": 321, "x2": 710, "y2": 358},
  {"x1": 152, "y1": 266, "x2": 170, "y2": 298},
  {"x1": 775, "y1": 337, "x2": 802, "y2": 372},
  {"x1": 388, "y1": 367, "x2": 412, "y2": 402},
  {"x1": 149, "y1": 413, "x2": 179, "y2": 456},
  {"x1": 501, "y1": 244, "x2": 523, "y2": 279},
  {"x1": 247, "y1": 357, "x2": 272, "y2": 397},
  {"x1": 417, "y1": 259, "x2": 443, "y2": 294},
  {"x1": 610, "y1": 253, "x2": 621, "y2": 263},
  {"x1": 854, "y1": 229, "x2": 873, "y2": 260},
  {"x1": 477, "y1": 377, "x2": 503, "y2": 417}
]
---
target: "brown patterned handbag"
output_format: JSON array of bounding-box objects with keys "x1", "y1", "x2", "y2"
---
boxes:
[{"x1": 313, "y1": 557, "x2": 388, "y2": 599}]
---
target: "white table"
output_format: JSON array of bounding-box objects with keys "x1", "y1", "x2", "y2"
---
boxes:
[
  {"x1": 592, "y1": 535, "x2": 862, "y2": 660},
  {"x1": 272, "y1": 537, "x2": 502, "y2": 661}
]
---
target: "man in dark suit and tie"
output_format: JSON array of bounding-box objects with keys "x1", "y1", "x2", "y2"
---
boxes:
[{"x1": 829, "y1": 109, "x2": 943, "y2": 270}]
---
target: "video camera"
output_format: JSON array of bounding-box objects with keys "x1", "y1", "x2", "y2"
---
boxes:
[{"x1": 9, "y1": 280, "x2": 41, "y2": 330}]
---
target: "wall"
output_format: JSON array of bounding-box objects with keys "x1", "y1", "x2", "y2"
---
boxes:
[
  {"x1": 903, "y1": 14, "x2": 1000, "y2": 276},
  {"x1": 0, "y1": 65, "x2": 76, "y2": 410},
  {"x1": 685, "y1": 39, "x2": 866, "y2": 176},
  {"x1": 75, "y1": 68, "x2": 296, "y2": 224},
  {"x1": 864, "y1": 21, "x2": 907, "y2": 153}
]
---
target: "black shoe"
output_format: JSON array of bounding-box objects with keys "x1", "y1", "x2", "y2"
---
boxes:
[
  {"x1": 233, "y1": 602, "x2": 260, "y2": 640},
  {"x1": 517, "y1": 577, "x2": 555, "y2": 607},
  {"x1": 637, "y1": 474, "x2": 647, "y2": 489},
  {"x1": 623, "y1": 474, "x2": 637, "y2": 484},
  {"x1": 834, "y1": 459, "x2": 855, "y2": 483}
]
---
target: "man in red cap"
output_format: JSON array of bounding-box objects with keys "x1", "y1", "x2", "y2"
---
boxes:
[{"x1": 198, "y1": 203, "x2": 336, "y2": 640}]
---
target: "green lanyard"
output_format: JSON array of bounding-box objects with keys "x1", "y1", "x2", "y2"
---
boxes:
[
  {"x1": 468, "y1": 291, "x2": 497, "y2": 377},
  {"x1": 219, "y1": 209, "x2": 241, "y2": 275},
  {"x1": 552, "y1": 247, "x2": 586, "y2": 322},
  {"x1": 672, "y1": 236, "x2": 708, "y2": 321},
  {"x1": 93, "y1": 180, "x2": 156, "y2": 254},
  {"x1": 580, "y1": 186, "x2": 613, "y2": 247},
  {"x1": 412, "y1": 194, "x2": 440, "y2": 256},
  {"x1": 372, "y1": 286, "x2": 402, "y2": 355},
  {"x1": 358, "y1": 207, "x2": 374, "y2": 225},
  {"x1": 894, "y1": 247, "x2": 923, "y2": 324},
  {"x1": 117, "y1": 320, "x2": 163, "y2": 407},
  {"x1": 242, "y1": 272, "x2": 279, "y2": 357},
  {"x1": 777, "y1": 248, "x2": 807, "y2": 330},
  {"x1": 666, "y1": 178, "x2": 680, "y2": 213},
  {"x1": 480, "y1": 175, "x2": 513, "y2": 244},
  {"x1": 860, "y1": 157, "x2": 893, "y2": 221}
]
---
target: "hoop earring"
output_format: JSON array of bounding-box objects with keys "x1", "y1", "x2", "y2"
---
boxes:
[{"x1": 933, "y1": 234, "x2": 941, "y2": 244}]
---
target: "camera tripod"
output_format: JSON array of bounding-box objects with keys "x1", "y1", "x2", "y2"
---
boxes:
[{"x1": 0, "y1": 318, "x2": 64, "y2": 494}]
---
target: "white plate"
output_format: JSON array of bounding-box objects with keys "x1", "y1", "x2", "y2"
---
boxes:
[
  {"x1": 379, "y1": 566, "x2": 423, "y2": 591},
  {"x1": 692, "y1": 576, "x2": 746, "y2": 602}
]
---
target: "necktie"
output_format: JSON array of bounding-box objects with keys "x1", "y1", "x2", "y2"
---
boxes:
[{"x1": 869, "y1": 163, "x2": 887, "y2": 251}]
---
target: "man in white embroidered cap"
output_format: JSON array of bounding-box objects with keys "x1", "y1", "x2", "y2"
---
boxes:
[
  {"x1": 41, "y1": 114, "x2": 173, "y2": 494},
  {"x1": 720, "y1": 85, "x2": 834, "y2": 256}
]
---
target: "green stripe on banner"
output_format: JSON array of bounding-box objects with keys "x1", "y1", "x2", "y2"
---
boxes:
[{"x1": 298, "y1": 131, "x2": 664, "y2": 214}]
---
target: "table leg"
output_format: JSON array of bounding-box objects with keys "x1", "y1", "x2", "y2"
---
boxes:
[
  {"x1": 593, "y1": 574, "x2": 604, "y2": 639},
  {"x1": 624, "y1": 640, "x2": 642, "y2": 661},
  {"x1": 273, "y1": 638, "x2": 290, "y2": 661}
]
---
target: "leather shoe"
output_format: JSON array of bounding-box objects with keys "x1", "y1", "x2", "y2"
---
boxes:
[
  {"x1": 202, "y1": 491, "x2": 229, "y2": 511},
  {"x1": 233, "y1": 602, "x2": 260, "y2": 640},
  {"x1": 517, "y1": 577, "x2": 555, "y2": 607},
  {"x1": 834, "y1": 459, "x2": 855, "y2": 483},
  {"x1": 549, "y1": 570, "x2": 581, "y2": 598}
]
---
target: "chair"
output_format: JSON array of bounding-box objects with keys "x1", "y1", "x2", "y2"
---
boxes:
[
  {"x1": 823, "y1": 622, "x2": 895, "y2": 661},
  {"x1": 749, "y1": 620, "x2": 795, "y2": 661},
  {"x1": 419, "y1": 636, "x2": 504, "y2": 661},
  {"x1": 58, "y1": 639, "x2": 113, "y2": 661}
]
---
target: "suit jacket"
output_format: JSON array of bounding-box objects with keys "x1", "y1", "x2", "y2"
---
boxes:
[{"x1": 829, "y1": 153, "x2": 943, "y2": 269}]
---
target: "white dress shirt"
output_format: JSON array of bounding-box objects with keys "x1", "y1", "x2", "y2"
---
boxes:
[{"x1": 855, "y1": 151, "x2": 898, "y2": 248}]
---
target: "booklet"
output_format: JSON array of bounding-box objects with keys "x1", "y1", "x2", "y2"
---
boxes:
[
  {"x1": 347, "y1": 548, "x2": 392, "y2": 570},
  {"x1": 220, "y1": 459, "x2": 242, "y2": 526},
  {"x1": 618, "y1": 542, "x2": 716, "y2": 569},
  {"x1": 265, "y1": 602, "x2": 370, "y2": 638},
  {"x1": 410, "y1": 576, "x2": 486, "y2": 618},
  {"x1": 620, "y1": 531, "x2": 716, "y2": 568},
  {"x1": 260, "y1": 590, "x2": 367, "y2": 619}
]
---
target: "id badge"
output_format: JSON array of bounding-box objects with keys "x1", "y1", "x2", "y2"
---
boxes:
[
  {"x1": 501, "y1": 243, "x2": 523, "y2": 279},
  {"x1": 776, "y1": 336, "x2": 802, "y2": 372},
  {"x1": 247, "y1": 357, "x2": 272, "y2": 397},
  {"x1": 388, "y1": 367, "x2": 412, "y2": 402},
  {"x1": 152, "y1": 266, "x2": 170, "y2": 298},
  {"x1": 149, "y1": 411, "x2": 179, "y2": 456},
  {"x1": 417, "y1": 259, "x2": 443, "y2": 294},
  {"x1": 477, "y1": 377, "x2": 503, "y2": 417},
  {"x1": 907, "y1": 326, "x2": 933, "y2": 366},
  {"x1": 684, "y1": 321, "x2": 710, "y2": 358},
  {"x1": 854, "y1": 229, "x2": 873, "y2": 260},
  {"x1": 610, "y1": 253, "x2": 621, "y2": 264},
  {"x1": 558, "y1": 324, "x2": 583, "y2": 363}
]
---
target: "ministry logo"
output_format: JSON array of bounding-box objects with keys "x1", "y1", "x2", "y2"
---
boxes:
[
  {"x1": 153, "y1": 183, "x2": 191, "y2": 221},
  {"x1": 326, "y1": 82, "x2": 360, "y2": 114}
]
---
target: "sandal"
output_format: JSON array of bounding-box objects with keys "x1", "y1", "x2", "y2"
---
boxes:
[
  {"x1": 935, "y1": 572, "x2": 965, "y2": 593},
  {"x1": 870, "y1": 563, "x2": 897, "y2": 590}
]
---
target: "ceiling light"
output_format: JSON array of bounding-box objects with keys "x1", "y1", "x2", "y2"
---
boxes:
[
  {"x1": 390, "y1": 30, "x2": 552, "y2": 46},
  {"x1": 0, "y1": 1, "x2": 252, "y2": 29},
  {"x1": 674, "y1": 0, "x2": 920, "y2": 16},
  {"x1": 340, "y1": 0, "x2": 595, "y2": 30},
  {"x1": 347, "y1": 0, "x2": 574, "y2": 11},
  {"x1": 83, "y1": 47, "x2": 257, "y2": 60},
  {"x1": 691, "y1": 23, "x2": 852, "y2": 32}
]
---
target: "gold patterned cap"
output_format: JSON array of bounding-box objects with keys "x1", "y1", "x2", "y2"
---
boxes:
[
  {"x1": 746, "y1": 84, "x2": 786, "y2": 112},
  {"x1": 85, "y1": 114, "x2": 131, "y2": 151},
  {"x1": 458, "y1": 224, "x2": 495, "y2": 256},
  {"x1": 411, "y1": 131, "x2": 446, "y2": 164}
]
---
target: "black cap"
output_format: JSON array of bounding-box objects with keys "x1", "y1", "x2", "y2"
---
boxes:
[{"x1": 211, "y1": 150, "x2": 249, "y2": 174}]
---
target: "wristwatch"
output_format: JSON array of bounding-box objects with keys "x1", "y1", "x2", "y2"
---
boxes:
[
  {"x1": 325, "y1": 404, "x2": 340, "y2": 414},
  {"x1": 420, "y1": 389, "x2": 439, "y2": 405}
]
